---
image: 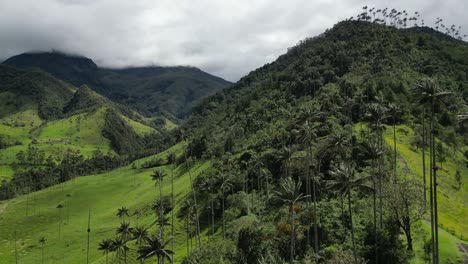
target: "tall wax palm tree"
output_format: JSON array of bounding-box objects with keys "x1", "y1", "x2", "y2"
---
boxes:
[
  {"x1": 152, "y1": 170, "x2": 167, "y2": 238},
  {"x1": 250, "y1": 153, "x2": 266, "y2": 217},
  {"x1": 132, "y1": 226, "x2": 149, "y2": 264},
  {"x1": 297, "y1": 120, "x2": 320, "y2": 263},
  {"x1": 413, "y1": 78, "x2": 451, "y2": 264},
  {"x1": 328, "y1": 162, "x2": 372, "y2": 264},
  {"x1": 186, "y1": 156, "x2": 201, "y2": 247},
  {"x1": 39, "y1": 237, "x2": 46, "y2": 264},
  {"x1": 421, "y1": 109, "x2": 427, "y2": 205},
  {"x1": 98, "y1": 239, "x2": 112, "y2": 264},
  {"x1": 168, "y1": 152, "x2": 176, "y2": 264},
  {"x1": 274, "y1": 177, "x2": 308, "y2": 264},
  {"x1": 218, "y1": 172, "x2": 233, "y2": 239},
  {"x1": 179, "y1": 199, "x2": 196, "y2": 254},
  {"x1": 197, "y1": 172, "x2": 217, "y2": 237},
  {"x1": 116, "y1": 207, "x2": 130, "y2": 223},
  {"x1": 137, "y1": 234, "x2": 174, "y2": 264},
  {"x1": 365, "y1": 99, "x2": 389, "y2": 227}
]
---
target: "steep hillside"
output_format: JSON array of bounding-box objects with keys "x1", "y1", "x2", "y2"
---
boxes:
[
  {"x1": 175, "y1": 19, "x2": 468, "y2": 263},
  {"x1": 3, "y1": 52, "x2": 232, "y2": 118}
]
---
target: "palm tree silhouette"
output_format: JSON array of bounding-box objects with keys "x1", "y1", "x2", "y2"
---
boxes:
[
  {"x1": 116, "y1": 207, "x2": 129, "y2": 223},
  {"x1": 116, "y1": 222, "x2": 134, "y2": 241},
  {"x1": 98, "y1": 239, "x2": 112, "y2": 264},
  {"x1": 328, "y1": 161, "x2": 372, "y2": 264},
  {"x1": 137, "y1": 234, "x2": 174, "y2": 264},
  {"x1": 132, "y1": 226, "x2": 149, "y2": 245},
  {"x1": 274, "y1": 177, "x2": 308, "y2": 264},
  {"x1": 110, "y1": 237, "x2": 129, "y2": 264}
]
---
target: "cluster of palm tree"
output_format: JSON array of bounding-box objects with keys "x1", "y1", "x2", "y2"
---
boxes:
[
  {"x1": 98, "y1": 206, "x2": 174, "y2": 264},
  {"x1": 349, "y1": 7, "x2": 466, "y2": 40},
  {"x1": 412, "y1": 78, "x2": 452, "y2": 264}
]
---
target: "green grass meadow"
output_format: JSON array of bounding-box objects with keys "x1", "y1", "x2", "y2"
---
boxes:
[{"x1": 0, "y1": 143, "x2": 215, "y2": 264}]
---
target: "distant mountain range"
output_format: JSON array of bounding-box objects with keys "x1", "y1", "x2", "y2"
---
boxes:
[{"x1": 3, "y1": 51, "x2": 231, "y2": 118}]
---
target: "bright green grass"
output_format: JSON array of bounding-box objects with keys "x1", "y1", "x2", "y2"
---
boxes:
[
  {"x1": 382, "y1": 125, "x2": 468, "y2": 240},
  {"x1": 0, "y1": 143, "x2": 212, "y2": 264},
  {"x1": 0, "y1": 109, "x2": 41, "y2": 143},
  {"x1": 38, "y1": 108, "x2": 110, "y2": 148},
  {"x1": 120, "y1": 115, "x2": 156, "y2": 136}
]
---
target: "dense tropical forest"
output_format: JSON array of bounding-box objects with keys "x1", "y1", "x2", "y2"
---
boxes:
[{"x1": 0, "y1": 6, "x2": 467, "y2": 264}]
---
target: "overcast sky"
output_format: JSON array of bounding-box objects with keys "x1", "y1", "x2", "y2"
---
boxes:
[{"x1": 0, "y1": 0, "x2": 466, "y2": 81}]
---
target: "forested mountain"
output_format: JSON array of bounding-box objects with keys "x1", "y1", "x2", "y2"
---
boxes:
[
  {"x1": 3, "y1": 52, "x2": 231, "y2": 118},
  {"x1": 0, "y1": 8, "x2": 467, "y2": 264},
  {"x1": 174, "y1": 17, "x2": 468, "y2": 263}
]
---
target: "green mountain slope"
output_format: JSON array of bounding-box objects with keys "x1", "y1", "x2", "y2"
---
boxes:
[{"x1": 3, "y1": 52, "x2": 232, "y2": 118}]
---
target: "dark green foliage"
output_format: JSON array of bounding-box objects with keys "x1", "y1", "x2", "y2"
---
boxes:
[
  {"x1": 182, "y1": 238, "x2": 238, "y2": 264},
  {"x1": 363, "y1": 220, "x2": 409, "y2": 264},
  {"x1": 0, "y1": 149, "x2": 124, "y2": 200},
  {"x1": 152, "y1": 195, "x2": 174, "y2": 215},
  {"x1": 102, "y1": 109, "x2": 143, "y2": 156},
  {"x1": 0, "y1": 65, "x2": 74, "y2": 119},
  {"x1": 63, "y1": 85, "x2": 107, "y2": 114}
]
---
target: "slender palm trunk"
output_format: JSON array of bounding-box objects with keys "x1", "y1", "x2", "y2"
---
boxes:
[
  {"x1": 422, "y1": 110, "x2": 427, "y2": 206},
  {"x1": 393, "y1": 117, "x2": 397, "y2": 183},
  {"x1": 41, "y1": 244, "x2": 44, "y2": 264},
  {"x1": 171, "y1": 164, "x2": 175, "y2": 264},
  {"x1": 429, "y1": 119, "x2": 435, "y2": 264},
  {"x1": 222, "y1": 192, "x2": 226, "y2": 239},
  {"x1": 290, "y1": 204, "x2": 295, "y2": 264},
  {"x1": 431, "y1": 102, "x2": 439, "y2": 264},
  {"x1": 106, "y1": 252, "x2": 108, "y2": 264},
  {"x1": 186, "y1": 156, "x2": 201, "y2": 247},
  {"x1": 378, "y1": 131, "x2": 383, "y2": 228},
  {"x1": 348, "y1": 192, "x2": 358, "y2": 264},
  {"x1": 306, "y1": 145, "x2": 312, "y2": 248},
  {"x1": 312, "y1": 171, "x2": 319, "y2": 264},
  {"x1": 159, "y1": 173, "x2": 164, "y2": 239},
  {"x1": 87, "y1": 210, "x2": 91, "y2": 264}
]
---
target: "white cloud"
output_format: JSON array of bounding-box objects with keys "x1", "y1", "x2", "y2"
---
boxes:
[{"x1": 0, "y1": 0, "x2": 466, "y2": 81}]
